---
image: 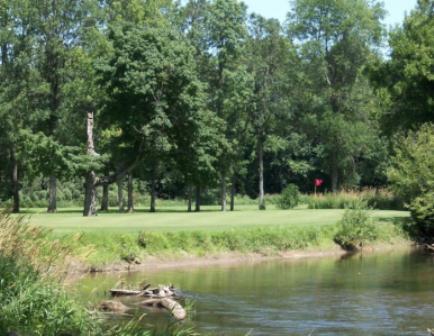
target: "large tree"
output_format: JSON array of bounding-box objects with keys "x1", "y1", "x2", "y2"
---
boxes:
[
  {"x1": 371, "y1": 0, "x2": 434, "y2": 131},
  {"x1": 206, "y1": 0, "x2": 250, "y2": 211},
  {"x1": 101, "y1": 23, "x2": 209, "y2": 212},
  {"x1": 287, "y1": 0, "x2": 385, "y2": 191}
]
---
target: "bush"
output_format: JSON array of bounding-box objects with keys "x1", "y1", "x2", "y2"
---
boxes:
[
  {"x1": 334, "y1": 203, "x2": 378, "y2": 250},
  {"x1": 277, "y1": 184, "x2": 300, "y2": 209},
  {"x1": 409, "y1": 192, "x2": 434, "y2": 237}
]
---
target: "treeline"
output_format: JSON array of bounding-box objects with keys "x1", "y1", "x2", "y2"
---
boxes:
[{"x1": 0, "y1": 0, "x2": 432, "y2": 216}]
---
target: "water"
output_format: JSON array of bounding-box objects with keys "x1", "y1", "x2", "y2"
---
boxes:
[{"x1": 72, "y1": 250, "x2": 434, "y2": 335}]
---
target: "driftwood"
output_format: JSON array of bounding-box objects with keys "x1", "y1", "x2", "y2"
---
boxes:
[
  {"x1": 110, "y1": 285, "x2": 176, "y2": 299},
  {"x1": 141, "y1": 298, "x2": 187, "y2": 320},
  {"x1": 105, "y1": 284, "x2": 186, "y2": 320}
]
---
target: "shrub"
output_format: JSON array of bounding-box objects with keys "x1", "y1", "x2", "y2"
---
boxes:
[
  {"x1": 277, "y1": 184, "x2": 300, "y2": 209},
  {"x1": 334, "y1": 204, "x2": 378, "y2": 250},
  {"x1": 409, "y1": 192, "x2": 434, "y2": 237}
]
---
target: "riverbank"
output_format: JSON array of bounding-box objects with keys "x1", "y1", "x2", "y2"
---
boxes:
[
  {"x1": 10, "y1": 207, "x2": 411, "y2": 274},
  {"x1": 65, "y1": 239, "x2": 414, "y2": 277}
]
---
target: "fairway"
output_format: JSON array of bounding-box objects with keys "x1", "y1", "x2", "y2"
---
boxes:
[{"x1": 22, "y1": 207, "x2": 409, "y2": 234}]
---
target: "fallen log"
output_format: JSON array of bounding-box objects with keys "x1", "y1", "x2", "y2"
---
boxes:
[
  {"x1": 110, "y1": 285, "x2": 176, "y2": 298},
  {"x1": 110, "y1": 289, "x2": 143, "y2": 297},
  {"x1": 141, "y1": 298, "x2": 187, "y2": 320}
]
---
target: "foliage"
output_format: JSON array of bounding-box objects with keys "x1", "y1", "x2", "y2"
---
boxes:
[
  {"x1": 409, "y1": 192, "x2": 434, "y2": 237},
  {"x1": 371, "y1": 0, "x2": 434, "y2": 131},
  {"x1": 304, "y1": 189, "x2": 403, "y2": 210},
  {"x1": 388, "y1": 124, "x2": 434, "y2": 203},
  {"x1": 277, "y1": 184, "x2": 300, "y2": 209},
  {"x1": 0, "y1": 0, "x2": 431, "y2": 218},
  {"x1": 334, "y1": 203, "x2": 379, "y2": 250},
  {"x1": 0, "y1": 212, "x2": 201, "y2": 335}
]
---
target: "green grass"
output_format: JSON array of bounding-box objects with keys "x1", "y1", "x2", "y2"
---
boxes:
[
  {"x1": 21, "y1": 205, "x2": 409, "y2": 234},
  {"x1": 10, "y1": 205, "x2": 410, "y2": 267}
]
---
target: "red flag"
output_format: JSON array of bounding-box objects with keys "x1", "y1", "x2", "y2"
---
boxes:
[{"x1": 314, "y1": 179, "x2": 324, "y2": 187}]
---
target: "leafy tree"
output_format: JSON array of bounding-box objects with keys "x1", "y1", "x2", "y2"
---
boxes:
[
  {"x1": 247, "y1": 15, "x2": 296, "y2": 209},
  {"x1": 32, "y1": 0, "x2": 84, "y2": 212},
  {"x1": 371, "y1": 0, "x2": 434, "y2": 131},
  {"x1": 206, "y1": 0, "x2": 250, "y2": 211},
  {"x1": 0, "y1": 0, "x2": 44, "y2": 213},
  {"x1": 101, "y1": 23, "x2": 208, "y2": 212},
  {"x1": 388, "y1": 123, "x2": 434, "y2": 203},
  {"x1": 287, "y1": 0, "x2": 385, "y2": 191}
]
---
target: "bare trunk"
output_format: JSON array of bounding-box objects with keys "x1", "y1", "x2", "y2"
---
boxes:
[
  {"x1": 11, "y1": 151, "x2": 19, "y2": 213},
  {"x1": 187, "y1": 186, "x2": 192, "y2": 212},
  {"x1": 117, "y1": 177, "x2": 125, "y2": 212},
  {"x1": 258, "y1": 141, "x2": 265, "y2": 210},
  {"x1": 150, "y1": 177, "x2": 156, "y2": 213},
  {"x1": 230, "y1": 176, "x2": 235, "y2": 211},
  {"x1": 83, "y1": 111, "x2": 98, "y2": 217},
  {"x1": 220, "y1": 173, "x2": 226, "y2": 212},
  {"x1": 195, "y1": 186, "x2": 201, "y2": 212},
  {"x1": 127, "y1": 173, "x2": 134, "y2": 213},
  {"x1": 47, "y1": 176, "x2": 57, "y2": 213},
  {"x1": 83, "y1": 171, "x2": 97, "y2": 216},
  {"x1": 100, "y1": 183, "x2": 109, "y2": 211}
]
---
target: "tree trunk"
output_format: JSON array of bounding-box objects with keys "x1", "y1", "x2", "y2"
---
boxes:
[
  {"x1": 47, "y1": 176, "x2": 57, "y2": 213},
  {"x1": 331, "y1": 160, "x2": 338, "y2": 193},
  {"x1": 11, "y1": 151, "x2": 19, "y2": 213},
  {"x1": 117, "y1": 177, "x2": 125, "y2": 212},
  {"x1": 230, "y1": 176, "x2": 236, "y2": 211},
  {"x1": 101, "y1": 183, "x2": 109, "y2": 211},
  {"x1": 220, "y1": 173, "x2": 226, "y2": 212},
  {"x1": 195, "y1": 185, "x2": 201, "y2": 212},
  {"x1": 127, "y1": 173, "x2": 134, "y2": 213},
  {"x1": 83, "y1": 171, "x2": 97, "y2": 216},
  {"x1": 258, "y1": 141, "x2": 266, "y2": 210},
  {"x1": 150, "y1": 176, "x2": 156, "y2": 213},
  {"x1": 187, "y1": 186, "x2": 192, "y2": 212},
  {"x1": 83, "y1": 111, "x2": 98, "y2": 217}
]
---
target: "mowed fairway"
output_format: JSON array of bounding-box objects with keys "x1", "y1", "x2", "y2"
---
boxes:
[{"x1": 21, "y1": 206, "x2": 409, "y2": 234}]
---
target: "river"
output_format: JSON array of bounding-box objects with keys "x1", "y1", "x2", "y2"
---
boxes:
[{"x1": 72, "y1": 249, "x2": 434, "y2": 335}]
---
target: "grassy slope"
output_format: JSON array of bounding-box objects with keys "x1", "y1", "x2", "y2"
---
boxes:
[
  {"x1": 24, "y1": 206, "x2": 408, "y2": 234},
  {"x1": 16, "y1": 206, "x2": 410, "y2": 267}
]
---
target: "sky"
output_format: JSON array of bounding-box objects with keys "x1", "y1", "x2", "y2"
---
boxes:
[{"x1": 242, "y1": 0, "x2": 417, "y2": 27}]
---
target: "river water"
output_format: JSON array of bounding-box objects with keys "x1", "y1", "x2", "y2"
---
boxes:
[{"x1": 72, "y1": 250, "x2": 434, "y2": 335}]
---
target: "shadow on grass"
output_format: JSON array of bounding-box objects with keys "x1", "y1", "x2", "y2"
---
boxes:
[{"x1": 16, "y1": 207, "x2": 228, "y2": 215}]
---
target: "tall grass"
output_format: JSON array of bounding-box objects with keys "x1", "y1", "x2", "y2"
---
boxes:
[
  {"x1": 0, "y1": 213, "x2": 200, "y2": 336},
  {"x1": 303, "y1": 189, "x2": 404, "y2": 210},
  {"x1": 58, "y1": 224, "x2": 339, "y2": 266}
]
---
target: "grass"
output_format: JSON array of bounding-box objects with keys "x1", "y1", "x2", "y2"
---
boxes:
[
  {"x1": 21, "y1": 205, "x2": 409, "y2": 234},
  {"x1": 10, "y1": 205, "x2": 410, "y2": 267},
  {"x1": 0, "y1": 212, "x2": 202, "y2": 336}
]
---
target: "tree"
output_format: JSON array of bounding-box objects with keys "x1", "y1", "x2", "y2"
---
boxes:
[
  {"x1": 206, "y1": 0, "x2": 249, "y2": 211},
  {"x1": 288, "y1": 0, "x2": 385, "y2": 191},
  {"x1": 0, "y1": 0, "x2": 44, "y2": 213},
  {"x1": 101, "y1": 23, "x2": 208, "y2": 212},
  {"x1": 371, "y1": 0, "x2": 434, "y2": 131},
  {"x1": 33, "y1": 0, "x2": 83, "y2": 213},
  {"x1": 247, "y1": 15, "x2": 295, "y2": 209},
  {"x1": 388, "y1": 123, "x2": 434, "y2": 204}
]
